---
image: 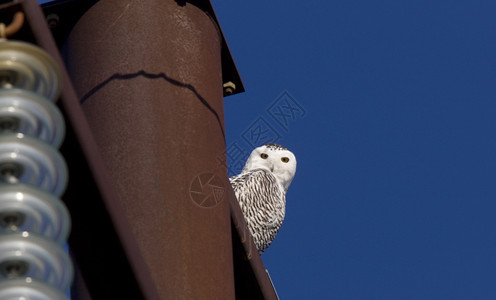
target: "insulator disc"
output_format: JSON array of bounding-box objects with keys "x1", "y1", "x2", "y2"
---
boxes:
[
  {"x1": 0, "y1": 232, "x2": 73, "y2": 291},
  {"x1": 0, "y1": 278, "x2": 68, "y2": 300},
  {"x1": 0, "y1": 89, "x2": 65, "y2": 148},
  {"x1": 0, "y1": 40, "x2": 61, "y2": 102},
  {"x1": 0, "y1": 184, "x2": 70, "y2": 244},
  {"x1": 0, "y1": 134, "x2": 67, "y2": 196}
]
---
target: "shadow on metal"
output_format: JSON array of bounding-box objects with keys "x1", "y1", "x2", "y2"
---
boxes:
[{"x1": 78, "y1": 70, "x2": 226, "y2": 139}]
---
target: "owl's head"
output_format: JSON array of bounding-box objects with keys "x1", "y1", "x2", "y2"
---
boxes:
[{"x1": 242, "y1": 143, "x2": 297, "y2": 192}]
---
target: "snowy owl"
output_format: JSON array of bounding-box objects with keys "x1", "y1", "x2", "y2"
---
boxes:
[{"x1": 229, "y1": 143, "x2": 297, "y2": 253}]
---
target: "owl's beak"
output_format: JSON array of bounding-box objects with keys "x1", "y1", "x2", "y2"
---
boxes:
[{"x1": 270, "y1": 163, "x2": 274, "y2": 172}]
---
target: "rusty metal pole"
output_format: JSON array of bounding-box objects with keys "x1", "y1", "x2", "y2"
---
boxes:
[{"x1": 65, "y1": 0, "x2": 234, "y2": 298}]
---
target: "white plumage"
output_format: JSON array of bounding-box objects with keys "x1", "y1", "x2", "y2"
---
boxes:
[{"x1": 229, "y1": 143, "x2": 297, "y2": 253}]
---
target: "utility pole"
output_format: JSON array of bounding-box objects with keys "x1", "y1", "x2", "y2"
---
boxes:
[{"x1": 0, "y1": 0, "x2": 279, "y2": 298}]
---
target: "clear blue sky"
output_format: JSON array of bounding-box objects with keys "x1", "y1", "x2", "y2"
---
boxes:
[
  {"x1": 214, "y1": 0, "x2": 496, "y2": 299},
  {"x1": 38, "y1": 0, "x2": 496, "y2": 298}
]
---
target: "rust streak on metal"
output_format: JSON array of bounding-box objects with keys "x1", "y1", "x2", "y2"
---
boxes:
[{"x1": 97, "y1": 2, "x2": 130, "y2": 43}]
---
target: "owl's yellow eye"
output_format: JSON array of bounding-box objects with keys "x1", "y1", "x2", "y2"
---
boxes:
[
  {"x1": 260, "y1": 153, "x2": 268, "y2": 159},
  {"x1": 281, "y1": 157, "x2": 289, "y2": 163}
]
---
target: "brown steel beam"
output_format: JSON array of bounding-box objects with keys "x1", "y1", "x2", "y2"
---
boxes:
[
  {"x1": 230, "y1": 188, "x2": 280, "y2": 299},
  {"x1": 64, "y1": 0, "x2": 235, "y2": 298}
]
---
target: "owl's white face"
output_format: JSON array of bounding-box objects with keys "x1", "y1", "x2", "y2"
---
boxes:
[{"x1": 242, "y1": 144, "x2": 297, "y2": 192}]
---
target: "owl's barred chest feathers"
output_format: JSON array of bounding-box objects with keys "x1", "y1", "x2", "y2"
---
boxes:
[
  {"x1": 229, "y1": 143, "x2": 296, "y2": 254},
  {"x1": 230, "y1": 169, "x2": 286, "y2": 253}
]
